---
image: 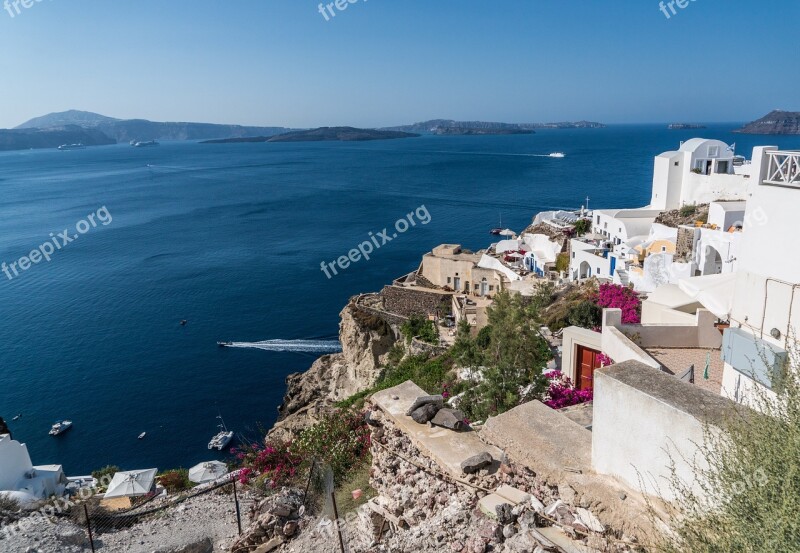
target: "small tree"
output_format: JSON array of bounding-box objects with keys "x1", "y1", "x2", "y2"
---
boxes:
[
  {"x1": 573, "y1": 218, "x2": 592, "y2": 236},
  {"x1": 567, "y1": 300, "x2": 602, "y2": 329},
  {"x1": 400, "y1": 314, "x2": 438, "y2": 344}
]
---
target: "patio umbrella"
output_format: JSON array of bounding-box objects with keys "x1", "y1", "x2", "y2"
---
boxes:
[
  {"x1": 104, "y1": 468, "x2": 158, "y2": 499},
  {"x1": 506, "y1": 252, "x2": 524, "y2": 259},
  {"x1": 189, "y1": 461, "x2": 229, "y2": 484}
]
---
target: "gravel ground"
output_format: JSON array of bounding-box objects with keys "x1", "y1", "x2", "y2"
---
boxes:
[{"x1": 0, "y1": 490, "x2": 254, "y2": 553}]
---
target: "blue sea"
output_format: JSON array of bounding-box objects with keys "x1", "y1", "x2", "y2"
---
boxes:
[{"x1": 2, "y1": 125, "x2": 800, "y2": 475}]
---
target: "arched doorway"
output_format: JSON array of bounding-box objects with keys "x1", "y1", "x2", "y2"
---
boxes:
[
  {"x1": 579, "y1": 261, "x2": 592, "y2": 279},
  {"x1": 702, "y1": 247, "x2": 723, "y2": 275}
]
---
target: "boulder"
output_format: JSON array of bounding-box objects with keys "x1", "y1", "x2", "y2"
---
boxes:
[
  {"x1": 460, "y1": 452, "x2": 494, "y2": 474},
  {"x1": 405, "y1": 395, "x2": 444, "y2": 416},
  {"x1": 411, "y1": 403, "x2": 440, "y2": 424},
  {"x1": 430, "y1": 408, "x2": 466, "y2": 431}
]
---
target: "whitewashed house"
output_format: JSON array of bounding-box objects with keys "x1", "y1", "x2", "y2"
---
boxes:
[
  {"x1": 0, "y1": 433, "x2": 67, "y2": 506},
  {"x1": 649, "y1": 138, "x2": 749, "y2": 210},
  {"x1": 715, "y1": 147, "x2": 800, "y2": 404}
]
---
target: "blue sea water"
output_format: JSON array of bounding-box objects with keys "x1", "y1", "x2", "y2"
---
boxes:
[{"x1": 2, "y1": 125, "x2": 800, "y2": 475}]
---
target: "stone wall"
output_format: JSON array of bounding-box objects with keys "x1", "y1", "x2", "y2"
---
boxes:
[
  {"x1": 675, "y1": 225, "x2": 696, "y2": 261},
  {"x1": 409, "y1": 337, "x2": 449, "y2": 357},
  {"x1": 382, "y1": 285, "x2": 453, "y2": 318}
]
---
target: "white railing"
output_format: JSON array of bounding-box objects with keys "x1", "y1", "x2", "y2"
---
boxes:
[{"x1": 765, "y1": 151, "x2": 800, "y2": 186}]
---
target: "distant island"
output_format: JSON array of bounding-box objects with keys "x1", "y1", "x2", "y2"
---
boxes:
[
  {"x1": 203, "y1": 127, "x2": 420, "y2": 144},
  {"x1": 383, "y1": 119, "x2": 605, "y2": 135},
  {"x1": 432, "y1": 127, "x2": 533, "y2": 136},
  {"x1": 668, "y1": 123, "x2": 707, "y2": 130},
  {"x1": 0, "y1": 110, "x2": 605, "y2": 152},
  {"x1": 0, "y1": 125, "x2": 115, "y2": 151},
  {"x1": 2, "y1": 110, "x2": 294, "y2": 151},
  {"x1": 735, "y1": 110, "x2": 800, "y2": 135}
]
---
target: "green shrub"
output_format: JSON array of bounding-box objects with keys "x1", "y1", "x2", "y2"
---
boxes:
[
  {"x1": 158, "y1": 469, "x2": 193, "y2": 493},
  {"x1": 656, "y1": 342, "x2": 800, "y2": 552},
  {"x1": 680, "y1": 203, "x2": 698, "y2": 217},
  {"x1": 400, "y1": 314, "x2": 438, "y2": 344},
  {"x1": 555, "y1": 253, "x2": 570, "y2": 273},
  {"x1": 294, "y1": 409, "x2": 372, "y2": 483},
  {"x1": 566, "y1": 300, "x2": 602, "y2": 329}
]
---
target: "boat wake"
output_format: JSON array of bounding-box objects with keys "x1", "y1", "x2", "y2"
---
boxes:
[{"x1": 221, "y1": 339, "x2": 343, "y2": 353}]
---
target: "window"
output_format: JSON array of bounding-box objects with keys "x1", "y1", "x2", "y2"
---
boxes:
[
  {"x1": 597, "y1": 267, "x2": 601, "y2": 275},
  {"x1": 447, "y1": 277, "x2": 451, "y2": 284},
  {"x1": 572, "y1": 252, "x2": 575, "y2": 258},
  {"x1": 596, "y1": 216, "x2": 600, "y2": 224},
  {"x1": 708, "y1": 146, "x2": 720, "y2": 158},
  {"x1": 488, "y1": 285, "x2": 494, "y2": 291},
  {"x1": 661, "y1": 246, "x2": 667, "y2": 252},
  {"x1": 674, "y1": 161, "x2": 679, "y2": 166},
  {"x1": 618, "y1": 227, "x2": 622, "y2": 233}
]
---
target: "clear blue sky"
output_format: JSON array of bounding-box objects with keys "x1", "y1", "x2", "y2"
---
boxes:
[{"x1": 0, "y1": 0, "x2": 797, "y2": 129}]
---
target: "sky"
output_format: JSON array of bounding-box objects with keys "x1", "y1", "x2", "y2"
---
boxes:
[{"x1": 0, "y1": 0, "x2": 798, "y2": 129}]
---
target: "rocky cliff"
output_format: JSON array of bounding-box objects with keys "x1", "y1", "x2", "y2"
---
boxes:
[
  {"x1": 736, "y1": 110, "x2": 800, "y2": 134},
  {"x1": 268, "y1": 300, "x2": 399, "y2": 440}
]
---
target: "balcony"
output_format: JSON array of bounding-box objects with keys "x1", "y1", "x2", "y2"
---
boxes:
[{"x1": 764, "y1": 150, "x2": 800, "y2": 187}]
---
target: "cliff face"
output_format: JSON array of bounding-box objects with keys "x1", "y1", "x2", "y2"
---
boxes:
[
  {"x1": 269, "y1": 301, "x2": 398, "y2": 440},
  {"x1": 736, "y1": 110, "x2": 800, "y2": 134}
]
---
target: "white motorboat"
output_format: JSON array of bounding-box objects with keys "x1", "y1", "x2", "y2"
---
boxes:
[
  {"x1": 548, "y1": 152, "x2": 566, "y2": 158},
  {"x1": 49, "y1": 420, "x2": 73, "y2": 436},
  {"x1": 138, "y1": 432, "x2": 147, "y2": 440},
  {"x1": 208, "y1": 415, "x2": 234, "y2": 451}
]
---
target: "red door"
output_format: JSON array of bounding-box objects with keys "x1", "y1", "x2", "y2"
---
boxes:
[{"x1": 576, "y1": 345, "x2": 602, "y2": 391}]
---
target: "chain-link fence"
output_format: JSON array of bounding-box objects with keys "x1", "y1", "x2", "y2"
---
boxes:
[{"x1": 1, "y1": 479, "x2": 248, "y2": 553}]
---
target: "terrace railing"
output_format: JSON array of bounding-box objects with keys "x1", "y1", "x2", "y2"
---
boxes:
[{"x1": 764, "y1": 150, "x2": 800, "y2": 187}]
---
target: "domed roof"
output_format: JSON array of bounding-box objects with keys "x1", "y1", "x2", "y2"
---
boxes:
[{"x1": 678, "y1": 138, "x2": 730, "y2": 153}]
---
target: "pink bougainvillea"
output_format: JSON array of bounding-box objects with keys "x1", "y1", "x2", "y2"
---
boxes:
[
  {"x1": 544, "y1": 370, "x2": 593, "y2": 410},
  {"x1": 596, "y1": 353, "x2": 615, "y2": 367},
  {"x1": 595, "y1": 283, "x2": 641, "y2": 324}
]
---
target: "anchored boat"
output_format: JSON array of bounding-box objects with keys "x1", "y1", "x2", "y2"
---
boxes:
[{"x1": 49, "y1": 420, "x2": 73, "y2": 436}]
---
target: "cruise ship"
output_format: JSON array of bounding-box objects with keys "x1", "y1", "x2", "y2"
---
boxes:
[{"x1": 58, "y1": 143, "x2": 86, "y2": 150}]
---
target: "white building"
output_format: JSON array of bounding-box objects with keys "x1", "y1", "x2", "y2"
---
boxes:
[
  {"x1": 717, "y1": 147, "x2": 800, "y2": 403},
  {"x1": 649, "y1": 138, "x2": 749, "y2": 210},
  {"x1": 0, "y1": 433, "x2": 67, "y2": 506}
]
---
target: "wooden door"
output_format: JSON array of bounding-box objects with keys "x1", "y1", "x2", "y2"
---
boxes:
[{"x1": 576, "y1": 345, "x2": 602, "y2": 391}]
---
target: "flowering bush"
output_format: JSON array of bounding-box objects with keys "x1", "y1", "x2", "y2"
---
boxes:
[
  {"x1": 595, "y1": 283, "x2": 641, "y2": 324},
  {"x1": 544, "y1": 370, "x2": 593, "y2": 409},
  {"x1": 596, "y1": 353, "x2": 615, "y2": 367},
  {"x1": 233, "y1": 440, "x2": 302, "y2": 488},
  {"x1": 293, "y1": 409, "x2": 372, "y2": 482}
]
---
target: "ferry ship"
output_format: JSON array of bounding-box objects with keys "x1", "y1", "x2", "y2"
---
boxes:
[{"x1": 58, "y1": 143, "x2": 85, "y2": 150}]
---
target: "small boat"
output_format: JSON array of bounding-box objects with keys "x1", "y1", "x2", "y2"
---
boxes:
[
  {"x1": 58, "y1": 143, "x2": 85, "y2": 151},
  {"x1": 217, "y1": 341, "x2": 233, "y2": 347},
  {"x1": 548, "y1": 152, "x2": 566, "y2": 158},
  {"x1": 138, "y1": 432, "x2": 147, "y2": 440},
  {"x1": 133, "y1": 140, "x2": 159, "y2": 148},
  {"x1": 49, "y1": 420, "x2": 73, "y2": 436},
  {"x1": 208, "y1": 415, "x2": 234, "y2": 451},
  {"x1": 12, "y1": 414, "x2": 21, "y2": 421},
  {"x1": 180, "y1": 319, "x2": 188, "y2": 326}
]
